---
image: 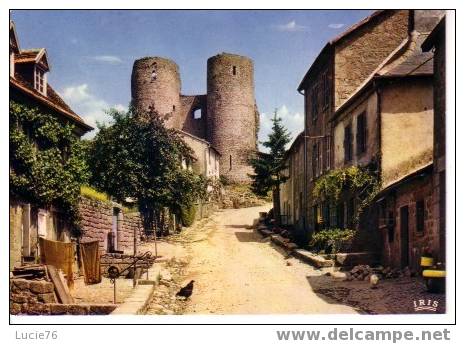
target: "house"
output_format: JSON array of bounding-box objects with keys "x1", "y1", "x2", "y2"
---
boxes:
[
  {"x1": 279, "y1": 132, "x2": 305, "y2": 240},
  {"x1": 295, "y1": 10, "x2": 411, "y2": 242},
  {"x1": 178, "y1": 130, "x2": 221, "y2": 180},
  {"x1": 329, "y1": 10, "x2": 444, "y2": 270},
  {"x1": 9, "y1": 21, "x2": 93, "y2": 269},
  {"x1": 422, "y1": 16, "x2": 447, "y2": 264}
]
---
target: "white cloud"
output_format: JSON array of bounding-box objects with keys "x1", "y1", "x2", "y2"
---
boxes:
[
  {"x1": 258, "y1": 105, "x2": 304, "y2": 151},
  {"x1": 91, "y1": 55, "x2": 123, "y2": 64},
  {"x1": 275, "y1": 20, "x2": 308, "y2": 32},
  {"x1": 328, "y1": 23, "x2": 345, "y2": 29},
  {"x1": 61, "y1": 84, "x2": 126, "y2": 137}
]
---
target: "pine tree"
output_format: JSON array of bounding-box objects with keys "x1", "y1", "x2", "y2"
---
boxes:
[{"x1": 249, "y1": 109, "x2": 291, "y2": 223}]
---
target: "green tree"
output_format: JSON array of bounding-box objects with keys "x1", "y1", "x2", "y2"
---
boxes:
[
  {"x1": 87, "y1": 106, "x2": 206, "y2": 234},
  {"x1": 9, "y1": 101, "x2": 89, "y2": 234},
  {"x1": 249, "y1": 109, "x2": 291, "y2": 223}
]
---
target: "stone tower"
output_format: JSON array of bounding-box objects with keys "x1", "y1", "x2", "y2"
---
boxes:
[
  {"x1": 131, "y1": 57, "x2": 181, "y2": 128},
  {"x1": 131, "y1": 52, "x2": 258, "y2": 183},
  {"x1": 207, "y1": 53, "x2": 257, "y2": 182}
]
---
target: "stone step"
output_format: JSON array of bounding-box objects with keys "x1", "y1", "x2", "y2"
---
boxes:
[{"x1": 292, "y1": 249, "x2": 334, "y2": 268}]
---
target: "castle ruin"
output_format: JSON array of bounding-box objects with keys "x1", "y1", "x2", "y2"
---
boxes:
[{"x1": 131, "y1": 52, "x2": 259, "y2": 183}]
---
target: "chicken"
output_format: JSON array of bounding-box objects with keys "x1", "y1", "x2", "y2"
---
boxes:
[{"x1": 176, "y1": 280, "x2": 194, "y2": 299}]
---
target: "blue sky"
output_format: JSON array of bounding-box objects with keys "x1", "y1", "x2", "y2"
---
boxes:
[{"x1": 11, "y1": 10, "x2": 373, "y2": 146}]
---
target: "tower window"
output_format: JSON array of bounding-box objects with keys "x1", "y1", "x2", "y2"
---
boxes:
[
  {"x1": 173, "y1": 105, "x2": 176, "y2": 111},
  {"x1": 151, "y1": 70, "x2": 157, "y2": 81},
  {"x1": 193, "y1": 108, "x2": 202, "y2": 119},
  {"x1": 232, "y1": 66, "x2": 237, "y2": 75},
  {"x1": 229, "y1": 155, "x2": 232, "y2": 170}
]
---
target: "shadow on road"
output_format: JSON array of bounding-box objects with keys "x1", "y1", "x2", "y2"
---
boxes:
[
  {"x1": 234, "y1": 231, "x2": 264, "y2": 243},
  {"x1": 305, "y1": 275, "x2": 368, "y2": 314},
  {"x1": 225, "y1": 224, "x2": 254, "y2": 229}
]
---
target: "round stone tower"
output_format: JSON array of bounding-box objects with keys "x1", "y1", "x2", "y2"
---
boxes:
[
  {"x1": 131, "y1": 57, "x2": 181, "y2": 128},
  {"x1": 207, "y1": 53, "x2": 257, "y2": 183}
]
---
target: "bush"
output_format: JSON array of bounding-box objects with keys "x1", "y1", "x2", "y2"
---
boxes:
[
  {"x1": 310, "y1": 228, "x2": 356, "y2": 254},
  {"x1": 180, "y1": 204, "x2": 197, "y2": 227},
  {"x1": 80, "y1": 185, "x2": 109, "y2": 203}
]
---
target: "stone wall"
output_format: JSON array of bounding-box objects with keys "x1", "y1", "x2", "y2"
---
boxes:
[
  {"x1": 180, "y1": 94, "x2": 207, "y2": 139},
  {"x1": 334, "y1": 10, "x2": 409, "y2": 109},
  {"x1": 9, "y1": 201, "x2": 23, "y2": 270},
  {"x1": 10, "y1": 278, "x2": 56, "y2": 314},
  {"x1": 379, "y1": 170, "x2": 435, "y2": 271},
  {"x1": 78, "y1": 197, "x2": 142, "y2": 255},
  {"x1": 207, "y1": 53, "x2": 257, "y2": 182},
  {"x1": 131, "y1": 57, "x2": 181, "y2": 128},
  {"x1": 431, "y1": 19, "x2": 446, "y2": 263}
]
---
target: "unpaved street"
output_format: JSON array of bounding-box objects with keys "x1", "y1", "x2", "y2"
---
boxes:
[{"x1": 173, "y1": 205, "x2": 357, "y2": 314}]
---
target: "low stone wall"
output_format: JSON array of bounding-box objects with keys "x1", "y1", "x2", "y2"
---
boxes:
[
  {"x1": 10, "y1": 278, "x2": 56, "y2": 314},
  {"x1": 12, "y1": 302, "x2": 116, "y2": 315},
  {"x1": 78, "y1": 197, "x2": 142, "y2": 255},
  {"x1": 100, "y1": 253, "x2": 156, "y2": 277},
  {"x1": 10, "y1": 277, "x2": 116, "y2": 315}
]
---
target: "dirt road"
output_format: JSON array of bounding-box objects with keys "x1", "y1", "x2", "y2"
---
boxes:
[{"x1": 180, "y1": 205, "x2": 357, "y2": 314}]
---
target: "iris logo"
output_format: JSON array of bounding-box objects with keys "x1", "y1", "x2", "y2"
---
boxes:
[{"x1": 413, "y1": 299, "x2": 439, "y2": 312}]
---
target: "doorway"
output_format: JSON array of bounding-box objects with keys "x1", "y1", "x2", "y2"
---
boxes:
[{"x1": 400, "y1": 206, "x2": 410, "y2": 268}]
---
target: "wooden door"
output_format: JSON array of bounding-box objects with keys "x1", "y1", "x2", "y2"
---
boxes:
[{"x1": 400, "y1": 206, "x2": 410, "y2": 268}]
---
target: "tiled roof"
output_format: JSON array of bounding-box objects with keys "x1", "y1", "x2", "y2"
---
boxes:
[
  {"x1": 10, "y1": 75, "x2": 93, "y2": 132},
  {"x1": 15, "y1": 49, "x2": 42, "y2": 63},
  {"x1": 380, "y1": 51, "x2": 433, "y2": 77}
]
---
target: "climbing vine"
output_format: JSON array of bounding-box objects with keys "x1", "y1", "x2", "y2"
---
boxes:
[
  {"x1": 313, "y1": 165, "x2": 380, "y2": 224},
  {"x1": 9, "y1": 100, "x2": 89, "y2": 234}
]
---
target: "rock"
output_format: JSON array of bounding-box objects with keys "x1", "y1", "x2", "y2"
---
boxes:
[
  {"x1": 29, "y1": 281, "x2": 54, "y2": 294},
  {"x1": 369, "y1": 274, "x2": 379, "y2": 288},
  {"x1": 10, "y1": 293, "x2": 28, "y2": 303},
  {"x1": 13, "y1": 279, "x2": 31, "y2": 290},
  {"x1": 37, "y1": 293, "x2": 56, "y2": 303},
  {"x1": 364, "y1": 275, "x2": 370, "y2": 281},
  {"x1": 357, "y1": 274, "x2": 364, "y2": 281}
]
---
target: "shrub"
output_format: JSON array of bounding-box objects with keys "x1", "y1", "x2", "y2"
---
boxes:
[
  {"x1": 310, "y1": 228, "x2": 356, "y2": 254},
  {"x1": 180, "y1": 204, "x2": 197, "y2": 227},
  {"x1": 80, "y1": 185, "x2": 109, "y2": 203}
]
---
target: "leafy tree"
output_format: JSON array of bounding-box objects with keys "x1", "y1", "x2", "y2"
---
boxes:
[
  {"x1": 87, "y1": 106, "x2": 206, "y2": 234},
  {"x1": 9, "y1": 100, "x2": 89, "y2": 234},
  {"x1": 249, "y1": 109, "x2": 291, "y2": 223}
]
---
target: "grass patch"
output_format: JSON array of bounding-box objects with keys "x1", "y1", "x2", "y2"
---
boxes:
[{"x1": 80, "y1": 185, "x2": 110, "y2": 203}]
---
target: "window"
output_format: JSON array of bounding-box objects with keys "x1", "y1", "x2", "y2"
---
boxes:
[
  {"x1": 173, "y1": 105, "x2": 176, "y2": 111},
  {"x1": 34, "y1": 66, "x2": 46, "y2": 95},
  {"x1": 336, "y1": 203, "x2": 344, "y2": 228},
  {"x1": 356, "y1": 112, "x2": 367, "y2": 155},
  {"x1": 232, "y1": 66, "x2": 237, "y2": 75},
  {"x1": 193, "y1": 108, "x2": 202, "y2": 119},
  {"x1": 344, "y1": 123, "x2": 352, "y2": 162},
  {"x1": 416, "y1": 200, "x2": 425, "y2": 232},
  {"x1": 312, "y1": 143, "x2": 319, "y2": 178},
  {"x1": 323, "y1": 202, "x2": 330, "y2": 229},
  {"x1": 229, "y1": 155, "x2": 232, "y2": 170},
  {"x1": 325, "y1": 136, "x2": 331, "y2": 171},
  {"x1": 347, "y1": 198, "x2": 355, "y2": 227},
  {"x1": 151, "y1": 69, "x2": 157, "y2": 81}
]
